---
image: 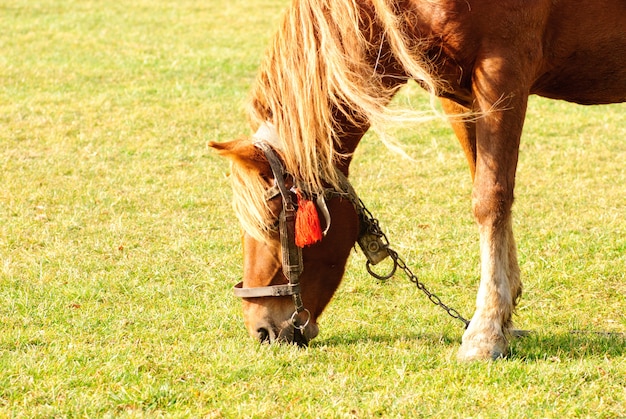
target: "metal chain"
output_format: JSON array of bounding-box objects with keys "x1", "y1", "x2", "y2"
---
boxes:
[
  {"x1": 357, "y1": 197, "x2": 470, "y2": 329},
  {"x1": 387, "y1": 248, "x2": 470, "y2": 328}
]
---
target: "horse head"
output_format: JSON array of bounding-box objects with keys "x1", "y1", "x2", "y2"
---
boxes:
[{"x1": 210, "y1": 138, "x2": 359, "y2": 346}]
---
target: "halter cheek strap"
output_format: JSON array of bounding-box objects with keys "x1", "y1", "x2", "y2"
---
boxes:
[
  {"x1": 233, "y1": 142, "x2": 309, "y2": 328},
  {"x1": 256, "y1": 142, "x2": 304, "y2": 288}
]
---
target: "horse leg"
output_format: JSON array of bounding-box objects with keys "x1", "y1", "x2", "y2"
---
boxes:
[
  {"x1": 440, "y1": 98, "x2": 477, "y2": 180},
  {"x1": 455, "y1": 88, "x2": 525, "y2": 361},
  {"x1": 441, "y1": 97, "x2": 518, "y2": 358}
]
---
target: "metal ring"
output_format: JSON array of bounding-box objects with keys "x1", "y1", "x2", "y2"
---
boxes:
[
  {"x1": 366, "y1": 258, "x2": 397, "y2": 281},
  {"x1": 290, "y1": 308, "x2": 311, "y2": 331}
]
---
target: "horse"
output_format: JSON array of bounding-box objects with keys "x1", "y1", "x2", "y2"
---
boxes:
[{"x1": 210, "y1": 0, "x2": 626, "y2": 360}]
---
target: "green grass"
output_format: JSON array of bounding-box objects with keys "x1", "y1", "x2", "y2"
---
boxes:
[{"x1": 1, "y1": 0, "x2": 625, "y2": 417}]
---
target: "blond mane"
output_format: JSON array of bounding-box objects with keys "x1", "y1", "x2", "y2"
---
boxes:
[{"x1": 233, "y1": 0, "x2": 442, "y2": 241}]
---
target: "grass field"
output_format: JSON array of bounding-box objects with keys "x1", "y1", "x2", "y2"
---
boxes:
[{"x1": 1, "y1": 0, "x2": 625, "y2": 417}]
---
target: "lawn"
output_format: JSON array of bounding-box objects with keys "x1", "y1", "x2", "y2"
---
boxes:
[{"x1": 1, "y1": 0, "x2": 624, "y2": 417}]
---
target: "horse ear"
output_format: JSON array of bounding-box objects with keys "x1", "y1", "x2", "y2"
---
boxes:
[{"x1": 209, "y1": 139, "x2": 272, "y2": 180}]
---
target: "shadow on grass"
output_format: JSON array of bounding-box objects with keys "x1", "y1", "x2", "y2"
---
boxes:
[
  {"x1": 315, "y1": 328, "x2": 625, "y2": 362},
  {"x1": 314, "y1": 330, "x2": 461, "y2": 348},
  {"x1": 510, "y1": 331, "x2": 626, "y2": 361}
]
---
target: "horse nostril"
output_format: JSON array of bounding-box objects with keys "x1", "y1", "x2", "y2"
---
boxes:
[{"x1": 257, "y1": 328, "x2": 270, "y2": 343}]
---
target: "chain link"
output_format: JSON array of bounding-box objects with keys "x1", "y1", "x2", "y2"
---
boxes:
[{"x1": 357, "y1": 197, "x2": 470, "y2": 329}]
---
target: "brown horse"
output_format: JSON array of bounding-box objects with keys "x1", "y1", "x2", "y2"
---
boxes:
[{"x1": 211, "y1": 0, "x2": 626, "y2": 360}]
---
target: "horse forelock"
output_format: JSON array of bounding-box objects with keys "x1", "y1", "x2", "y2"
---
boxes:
[{"x1": 240, "y1": 0, "x2": 442, "y2": 240}]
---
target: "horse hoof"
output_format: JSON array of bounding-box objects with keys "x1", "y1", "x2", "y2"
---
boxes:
[{"x1": 457, "y1": 339, "x2": 508, "y2": 362}]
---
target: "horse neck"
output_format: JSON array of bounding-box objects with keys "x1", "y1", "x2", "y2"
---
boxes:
[{"x1": 331, "y1": 111, "x2": 371, "y2": 176}]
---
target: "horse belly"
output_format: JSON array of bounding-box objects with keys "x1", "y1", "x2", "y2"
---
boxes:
[{"x1": 532, "y1": 1, "x2": 626, "y2": 105}]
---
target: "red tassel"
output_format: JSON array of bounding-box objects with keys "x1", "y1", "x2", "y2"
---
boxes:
[{"x1": 295, "y1": 193, "x2": 323, "y2": 247}]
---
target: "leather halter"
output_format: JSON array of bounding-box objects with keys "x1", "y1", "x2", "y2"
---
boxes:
[
  {"x1": 232, "y1": 141, "x2": 363, "y2": 328},
  {"x1": 233, "y1": 141, "x2": 310, "y2": 327}
]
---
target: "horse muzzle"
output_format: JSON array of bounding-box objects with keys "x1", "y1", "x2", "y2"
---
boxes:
[{"x1": 252, "y1": 318, "x2": 319, "y2": 347}]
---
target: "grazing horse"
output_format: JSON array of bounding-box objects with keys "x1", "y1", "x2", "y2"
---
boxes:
[{"x1": 211, "y1": 0, "x2": 626, "y2": 360}]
